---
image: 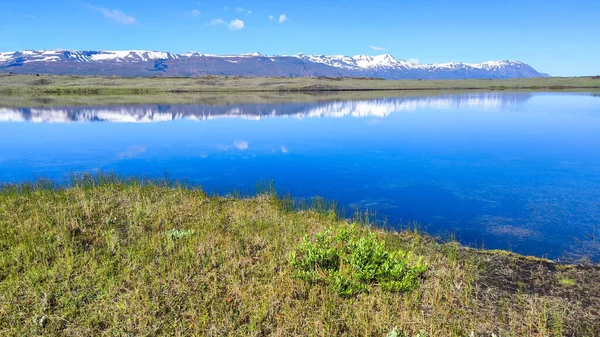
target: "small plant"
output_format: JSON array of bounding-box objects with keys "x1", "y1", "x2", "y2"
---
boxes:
[
  {"x1": 289, "y1": 224, "x2": 428, "y2": 296},
  {"x1": 385, "y1": 327, "x2": 429, "y2": 337},
  {"x1": 558, "y1": 277, "x2": 576, "y2": 287},
  {"x1": 165, "y1": 228, "x2": 196, "y2": 239}
]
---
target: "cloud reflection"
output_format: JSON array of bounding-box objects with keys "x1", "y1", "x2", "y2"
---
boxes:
[
  {"x1": 233, "y1": 140, "x2": 248, "y2": 150},
  {"x1": 117, "y1": 146, "x2": 146, "y2": 159}
]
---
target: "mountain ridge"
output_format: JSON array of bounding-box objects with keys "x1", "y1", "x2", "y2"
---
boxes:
[{"x1": 0, "y1": 50, "x2": 550, "y2": 79}]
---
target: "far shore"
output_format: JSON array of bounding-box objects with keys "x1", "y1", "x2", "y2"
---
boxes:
[
  {"x1": 0, "y1": 74, "x2": 598, "y2": 108},
  {"x1": 1, "y1": 73, "x2": 599, "y2": 95}
]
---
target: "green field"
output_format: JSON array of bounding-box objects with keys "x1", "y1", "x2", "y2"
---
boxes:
[
  {"x1": 0, "y1": 90, "x2": 492, "y2": 109},
  {"x1": 1, "y1": 74, "x2": 599, "y2": 96},
  {"x1": 1, "y1": 74, "x2": 599, "y2": 109},
  {"x1": 0, "y1": 176, "x2": 599, "y2": 336}
]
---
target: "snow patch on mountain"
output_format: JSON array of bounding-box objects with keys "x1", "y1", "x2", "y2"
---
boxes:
[
  {"x1": 90, "y1": 51, "x2": 179, "y2": 62},
  {"x1": 241, "y1": 52, "x2": 266, "y2": 57},
  {"x1": 287, "y1": 53, "x2": 521, "y2": 71},
  {"x1": 0, "y1": 52, "x2": 15, "y2": 62},
  {"x1": 182, "y1": 52, "x2": 205, "y2": 57}
]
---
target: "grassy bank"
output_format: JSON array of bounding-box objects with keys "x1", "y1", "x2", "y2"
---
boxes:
[
  {"x1": 1, "y1": 177, "x2": 599, "y2": 336},
  {"x1": 1, "y1": 74, "x2": 599, "y2": 96},
  {"x1": 0, "y1": 90, "x2": 509, "y2": 109}
]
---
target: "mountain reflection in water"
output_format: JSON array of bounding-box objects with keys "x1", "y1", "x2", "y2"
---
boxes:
[
  {"x1": 0, "y1": 92, "x2": 532, "y2": 123},
  {"x1": 1, "y1": 92, "x2": 599, "y2": 261}
]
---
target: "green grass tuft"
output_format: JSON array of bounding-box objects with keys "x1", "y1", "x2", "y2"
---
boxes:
[
  {"x1": 558, "y1": 277, "x2": 576, "y2": 287},
  {"x1": 165, "y1": 228, "x2": 197, "y2": 240}
]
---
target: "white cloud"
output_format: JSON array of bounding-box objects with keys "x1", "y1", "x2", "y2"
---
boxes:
[
  {"x1": 87, "y1": 5, "x2": 137, "y2": 25},
  {"x1": 278, "y1": 14, "x2": 287, "y2": 23},
  {"x1": 408, "y1": 58, "x2": 420, "y2": 64},
  {"x1": 228, "y1": 19, "x2": 244, "y2": 30},
  {"x1": 232, "y1": 7, "x2": 252, "y2": 15},
  {"x1": 210, "y1": 18, "x2": 226, "y2": 25},
  {"x1": 369, "y1": 45, "x2": 387, "y2": 51},
  {"x1": 210, "y1": 18, "x2": 244, "y2": 30},
  {"x1": 191, "y1": 9, "x2": 201, "y2": 17},
  {"x1": 281, "y1": 146, "x2": 288, "y2": 153},
  {"x1": 268, "y1": 15, "x2": 274, "y2": 20},
  {"x1": 233, "y1": 140, "x2": 248, "y2": 150}
]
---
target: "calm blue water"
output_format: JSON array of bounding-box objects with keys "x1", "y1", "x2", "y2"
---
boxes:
[{"x1": 1, "y1": 92, "x2": 599, "y2": 260}]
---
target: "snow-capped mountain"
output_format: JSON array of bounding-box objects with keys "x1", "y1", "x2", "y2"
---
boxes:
[
  {"x1": 294, "y1": 53, "x2": 413, "y2": 70},
  {"x1": 0, "y1": 50, "x2": 181, "y2": 63},
  {"x1": 0, "y1": 50, "x2": 549, "y2": 79}
]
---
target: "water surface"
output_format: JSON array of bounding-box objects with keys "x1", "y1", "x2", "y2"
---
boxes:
[{"x1": 1, "y1": 92, "x2": 599, "y2": 260}]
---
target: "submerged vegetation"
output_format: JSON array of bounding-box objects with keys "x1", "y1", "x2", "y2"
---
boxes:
[{"x1": 0, "y1": 175, "x2": 599, "y2": 336}]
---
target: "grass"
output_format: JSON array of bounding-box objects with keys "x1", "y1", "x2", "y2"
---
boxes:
[
  {"x1": 0, "y1": 89, "x2": 524, "y2": 109},
  {"x1": 0, "y1": 175, "x2": 599, "y2": 336},
  {"x1": 1, "y1": 74, "x2": 599, "y2": 97},
  {"x1": 1, "y1": 74, "x2": 598, "y2": 109},
  {"x1": 557, "y1": 278, "x2": 576, "y2": 287}
]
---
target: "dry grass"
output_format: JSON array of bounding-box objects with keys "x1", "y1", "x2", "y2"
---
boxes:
[
  {"x1": 0, "y1": 90, "x2": 499, "y2": 109},
  {"x1": 1, "y1": 74, "x2": 600, "y2": 96},
  {"x1": 0, "y1": 176, "x2": 599, "y2": 336}
]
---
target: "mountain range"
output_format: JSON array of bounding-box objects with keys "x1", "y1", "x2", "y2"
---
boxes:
[{"x1": 0, "y1": 50, "x2": 549, "y2": 79}]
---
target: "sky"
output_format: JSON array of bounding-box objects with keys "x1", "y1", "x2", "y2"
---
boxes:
[{"x1": 0, "y1": 0, "x2": 599, "y2": 76}]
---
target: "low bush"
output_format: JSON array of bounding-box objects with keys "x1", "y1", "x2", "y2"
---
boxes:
[{"x1": 289, "y1": 224, "x2": 428, "y2": 296}]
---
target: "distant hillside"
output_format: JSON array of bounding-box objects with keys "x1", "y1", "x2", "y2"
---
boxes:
[{"x1": 0, "y1": 50, "x2": 550, "y2": 79}]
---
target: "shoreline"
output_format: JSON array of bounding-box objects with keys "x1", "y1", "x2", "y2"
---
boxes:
[
  {"x1": 1, "y1": 74, "x2": 599, "y2": 96},
  {"x1": 1, "y1": 176, "x2": 599, "y2": 335},
  {"x1": 1, "y1": 74, "x2": 599, "y2": 109},
  {"x1": 2, "y1": 89, "x2": 586, "y2": 109}
]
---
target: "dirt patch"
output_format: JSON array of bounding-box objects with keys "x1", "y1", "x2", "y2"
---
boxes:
[
  {"x1": 316, "y1": 76, "x2": 344, "y2": 81},
  {"x1": 479, "y1": 252, "x2": 599, "y2": 300},
  {"x1": 476, "y1": 251, "x2": 600, "y2": 333},
  {"x1": 30, "y1": 78, "x2": 52, "y2": 86},
  {"x1": 258, "y1": 81, "x2": 294, "y2": 86},
  {"x1": 196, "y1": 79, "x2": 221, "y2": 86},
  {"x1": 295, "y1": 84, "x2": 341, "y2": 91}
]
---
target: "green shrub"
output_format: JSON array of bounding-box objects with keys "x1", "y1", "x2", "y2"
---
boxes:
[
  {"x1": 289, "y1": 224, "x2": 428, "y2": 296},
  {"x1": 386, "y1": 327, "x2": 430, "y2": 337},
  {"x1": 165, "y1": 228, "x2": 196, "y2": 239}
]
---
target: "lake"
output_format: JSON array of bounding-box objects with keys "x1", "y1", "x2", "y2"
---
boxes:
[{"x1": 1, "y1": 92, "x2": 599, "y2": 260}]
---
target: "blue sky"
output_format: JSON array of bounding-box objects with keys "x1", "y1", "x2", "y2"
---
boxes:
[{"x1": 0, "y1": 0, "x2": 598, "y2": 76}]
